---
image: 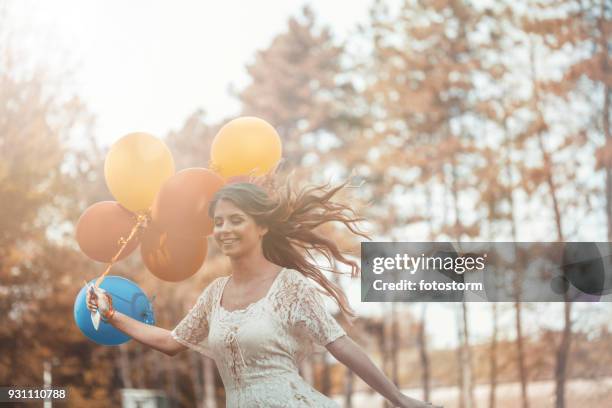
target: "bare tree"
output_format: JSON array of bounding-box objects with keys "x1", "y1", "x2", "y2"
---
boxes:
[{"x1": 417, "y1": 305, "x2": 431, "y2": 402}]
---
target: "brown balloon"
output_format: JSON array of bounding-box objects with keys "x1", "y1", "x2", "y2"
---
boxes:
[
  {"x1": 151, "y1": 167, "x2": 225, "y2": 238},
  {"x1": 75, "y1": 201, "x2": 140, "y2": 263},
  {"x1": 140, "y1": 222, "x2": 207, "y2": 282}
]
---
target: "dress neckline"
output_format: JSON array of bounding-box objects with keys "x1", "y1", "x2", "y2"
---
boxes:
[{"x1": 218, "y1": 267, "x2": 286, "y2": 314}]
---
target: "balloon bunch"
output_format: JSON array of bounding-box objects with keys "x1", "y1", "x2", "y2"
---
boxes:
[{"x1": 74, "y1": 117, "x2": 282, "y2": 344}]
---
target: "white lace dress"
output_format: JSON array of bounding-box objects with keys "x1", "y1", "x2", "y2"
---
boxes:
[{"x1": 171, "y1": 267, "x2": 346, "y2": 407}]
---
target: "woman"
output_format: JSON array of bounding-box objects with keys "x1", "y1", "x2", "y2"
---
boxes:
[{"x1": 87, "y1": 180, "x2": 440, "y2": 408}]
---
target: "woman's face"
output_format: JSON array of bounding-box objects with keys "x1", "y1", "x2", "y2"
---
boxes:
[{"x1": 213, "y1": 198, "x2": 268, "y2": 258}]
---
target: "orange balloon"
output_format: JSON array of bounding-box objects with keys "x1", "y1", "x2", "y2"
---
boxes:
[
  {"x1": 210, "y1": 116, "x2": 282, "y2": 178},
  {"x1": 151, "y1": 168, "x2": 225, "y2": 238},
  {"x1": 75, "y1": 201, "x2": 140, "y2": 263},
  {"x1": 104, "y1": 132, "x2": 175, "y2": 212},
  {"x1": 140, "y1": 223, "x2": 207, "y2": 282}
]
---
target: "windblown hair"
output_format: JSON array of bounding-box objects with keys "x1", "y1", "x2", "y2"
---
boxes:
[{"x1": 208, "y1": 178, "x2": 369, "y2": 321}]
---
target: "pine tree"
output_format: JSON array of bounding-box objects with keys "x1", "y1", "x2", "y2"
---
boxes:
[{"x1": 238, "y1": 6, "x2": 359, "y2": 171}]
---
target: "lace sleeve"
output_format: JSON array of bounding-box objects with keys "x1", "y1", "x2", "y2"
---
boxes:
[
  {"x1": 291, "y1": 280, "x2": 346, "y2": 347},
  {"x1": 170, "y1": 279, "x2": 219, "y2": 358}
]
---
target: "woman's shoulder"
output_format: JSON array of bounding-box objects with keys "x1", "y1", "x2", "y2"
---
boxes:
[
  {"x1": 207, "y1": 275, "x2": 228, "y2": 290},
  {"x1": 279, "y1": 268, "x2": 307, "y2": 284},
  {"x1": 198, "y1": 276, "x2": 227, "y2": 301},
  {"x1": 276, "y1": 268, "x2": 318, "y2": 296}
]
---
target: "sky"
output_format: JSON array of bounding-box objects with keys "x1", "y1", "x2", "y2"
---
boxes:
[
  {"x1": 6, "y1": 0, "x2": 612, "y2": 350},
  {"x1": 7, "y1": 0, "x2": 371, "y2": 148}
]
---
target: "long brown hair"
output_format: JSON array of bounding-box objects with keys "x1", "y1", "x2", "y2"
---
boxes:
[{"x1": 208, "y1": 177, "x2": 369, "y2": 321}]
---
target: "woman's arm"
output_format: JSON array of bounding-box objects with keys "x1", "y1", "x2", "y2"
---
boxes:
[
  {"x1": 109, "y1": 311, "x2": 187, "y2": 356},
  {"x1": 327, "y1": 335, "x2": 439, "y2": 408},
  {"x1": 87, "y1": 289, "x2": 187, "y2": 356}
]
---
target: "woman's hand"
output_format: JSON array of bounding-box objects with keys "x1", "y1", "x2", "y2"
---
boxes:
[
  {"x1": 86, "y1": 286, "x2": 115, "y2": 321},
  {"x1": 395, "y1": 393, "x2": 442, "y2": 408}
]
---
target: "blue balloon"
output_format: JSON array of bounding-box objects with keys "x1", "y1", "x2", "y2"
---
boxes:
[{"x1": 74, "y1": 276, "x2": 155, "y2": 346}]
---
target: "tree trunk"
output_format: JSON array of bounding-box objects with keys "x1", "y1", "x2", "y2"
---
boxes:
[
  {"x1": 461, "y1": 301, "x2": 475, "y2": 408},
  {"x1": 488, "y1": 303, "x2": 498, "y2": 408},
  {"x1": 450, "y1": 155, "x2": 475, "y2": 408},
  {"x1": 189, "y1": 353, "x2": 204, "y2": 408},
  {"x1": 597, "y1": 1, "x2": 612, "y2": 243},
  {"x1": 376, "y1": 312, "x2": 389, "y2": 408},
  {"x1": 344, "y1": 368, "x2": 354, "y2": 408},
  {"x1": 555, "y1": 299, "x2": 572, "y2": 408},
  {"x1": 382, "y1": 302, "x2": 395, "y2": 408},
  {"x1": 502, "y1": 115, "x2": 530, "y2": 408},
  {"x1": 456, "y1": 304, "x2": 465, "y2": 408},
  {"x1": 150, "y1": 352, "x2": 163, "y2": 389},
  {"x1": 321, "y1": 352, "x2": 332, "y2": 397},
  {"x1": 391, "y1": 302, "x2": 399, "y2": 386},
  {"x1": 165, "y1": 352, "x2": 177, "y2": 408},
  {"x1": 511, "y1": 220, "x2": 530, "y2": 408},
  {"x1": 134, "y1": 343, "x2": 145, "y2": 388},
  {"x1": 421, "y1": 176, "x2": 434, "y2": 403},
  {"x1": 529, "y1": 36, "x2": 571, "y2": 408},
  {"x1": 514, "y1": 299, "x2": 530, "y2": 408},
  {"x1": 606, "y1": 166, "x2": 612, "y2": 242},
  {"x1": 417, "y1": 304, "x2": 431, "y2": 402},
  {"x1": 118, "y1": 343, "x2": 133, "y2": 388}
]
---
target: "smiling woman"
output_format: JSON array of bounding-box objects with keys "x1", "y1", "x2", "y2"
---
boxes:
[
  {"x1": 213, "y1": 199, "x2": 268, "y2": 262},
  {"x1": 207, "y1": 180, "x2": 365, "y2": 321},
  {"x1": 87, "y1": 179, "x2": 440, "y2": 408}
]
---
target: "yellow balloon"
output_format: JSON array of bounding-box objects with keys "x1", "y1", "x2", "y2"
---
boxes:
[
  {"x1": 210, "y1": 117, "x2": 282, "y2": 178},
  {"x1": 104, "y1": 132, "x2": 175, "y2": 213}
]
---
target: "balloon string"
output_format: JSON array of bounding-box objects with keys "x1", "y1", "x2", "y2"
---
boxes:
[{"x1": 94, "y1": 211, "x2": 150, "y2": 289}]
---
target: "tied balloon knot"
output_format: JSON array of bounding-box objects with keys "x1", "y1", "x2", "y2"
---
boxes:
[
  {"x1": 142, "y1": 294, "x2": 156, "y2": 324},
  {"x1": 134, "y1": 211, "x2": 151, "y2": 236}
]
